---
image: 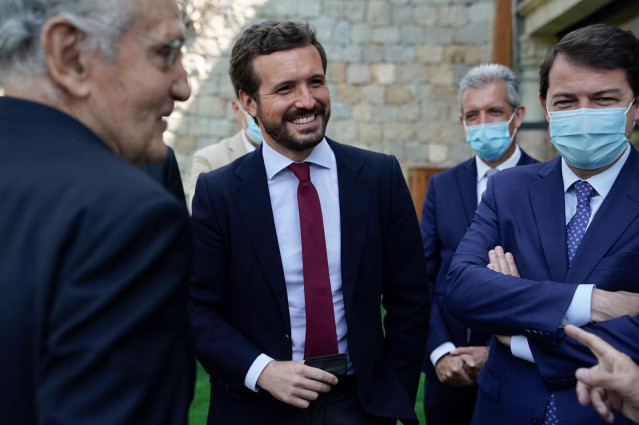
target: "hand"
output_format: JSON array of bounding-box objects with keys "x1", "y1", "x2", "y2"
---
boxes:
[
  {"x1": 450, "y1": 346, "x2": 489, "y2": 380},
  {"x1": 565, "y1": 325, "x2": 639, "y2": 424},
  {"x1": 487, "y1": 246, "x2": 520, "y2": 277},
  {"x1": 590, "y1": 289, "x2": 639, "y2": 322},
  {"x1": 256, "y1": 360, "x2": 338, "y2": 408},
  {"x1": 435, "y1": 352, "x2": 477, "y2": 387},
  {"x1": 496, "y1": 334, "x2": 512, "y2": 348}
]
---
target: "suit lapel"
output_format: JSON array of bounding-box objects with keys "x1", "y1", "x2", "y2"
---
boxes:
[
  {"x1": 329, "y1": 141, "x2": 371, "y2": 318},
  {"x1": 457, "y1": 159, "x2": 478, "y2": 224},
  {"x1": 567, "y1": 148, "x2": 639, "y2": 283},
  {"x1": 231, "y1": 148, "x2": 290, "y2": 326},
  {"x1": 529, "y1": 158, "x2": 569, "y2": 281}
]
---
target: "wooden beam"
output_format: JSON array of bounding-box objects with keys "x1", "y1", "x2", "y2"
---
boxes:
[{"x1": 493, "y1": 0, "x2": 513, "y2": 66}]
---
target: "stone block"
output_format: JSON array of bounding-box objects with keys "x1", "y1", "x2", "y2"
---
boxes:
[
  {"x1": 385, "y1": 45, "x2": 417, "y2": 63},
  {"x1": 423, "y1": 27, "x2": 454, "y2": 45},
  {"x1": 372, "y1": 27, "x2": 400, "y2": 44},
  {"x1": 322, "y1": 0, "x2": 346, "y2": 18},
  {"x1": 198, "y1": 96, "x2": 227, "y2": 118},
  {"x1": 367, "y1": 1, "x2": 392, "y2": 26},
  {"x1": 443, "y1": 45, "x2": 466, "y2": 63},
  {"x1": 359, "y1": 123, "x2": 383, "y2": 142},
  {"x1": 333, "y1": 21, "x2": 351, "y2": 45},
  {"x1": 383, "y1": 122, "x2": 416, "y2": 141},
  {"x1": 400, "y1": 26, "x2": 425, "y2": 44},
  {"x1": 361, "y1": 86, "x2": 386, "y2": 105},
  {"x1": 414, "y1": 6, "x2": 438, "y2": 26},
  {"x1": 416, "y1": 44, "x2": 444, "y2": 63},
  {"x1": 353, "y1": 103, "x2": 374, "y2": 121},
  {"x1": 386, "y1": 85, "x2": 412, "y2": 105},
  {"x1": 174, "y1": 134, "x2": 198, "y2": 155},
  {"x1": 454, "y1": 64, "x2": 472, "y2": 85},
  {"x1": 372, "y1": 63, "x2": 396, "y2": 85},
  {"x1": 438, "y1": 5, "x2": 468, "y2": 27},
  {"x1": 392, "y1": 6, "x2": 415, "y2": 25},
  {"x1": 268, "y1": 0, "x2": 299, "y2": 18},
  {"x1": 373, "y1": 106, "x2": 400, "y2": 123},
  {"x1": 329, "y1": 119, "x2": 359, "y2": 142},
  {"x1": 456, "y1": 22, "x2": 490, "y2": 44},
  {"x1": 362, "y1": 45, "x2": 384, "y2": 63},
  {"x1": 397, "y1": 64, "x2": 428, "y2": 84},
  {"x1": 427, "y1": 63, "x2": 454, "y2": 85},
  {"x1": 329, "y1": 45, "x2": 364, "y2": 62},
  {"x1": 331, "y1": 102, "x2": 354, "y2": 120},
  {"x1": 352, "y1": 23, "x2": 372, "y2": 44},
  {"x1": 469, "y1": 2, "x2": 494, "y2": 23},
  {"x1": 299, "y1": 0, "x2": 321, "y2": 18},
  {"x1": 345, "y1": 0, "x2": 367, "y2": 22},
  {"x1": 336, "y1": 84, "x2": 362, "y2": 103},
  {"x1": 399, "y1": 103, "x2": 421, "y2": 121},
  {"x1": 427, "y1": 143, "x2": 449, "y2": 164},
  {"x1": 347, "y1": 64, "x2": 371, "y2": 84},
  {"x1": 328, "y1": 62, "x2": 347, "y2": 84}
]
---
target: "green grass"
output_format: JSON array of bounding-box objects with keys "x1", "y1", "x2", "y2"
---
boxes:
[{"x1": 188, "y1": 362, "x2": 426, "y2": 424}]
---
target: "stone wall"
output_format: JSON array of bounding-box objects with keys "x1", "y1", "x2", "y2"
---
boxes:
[{"x1": 170, "y1": 0, "x2": 496, "y2": 196}]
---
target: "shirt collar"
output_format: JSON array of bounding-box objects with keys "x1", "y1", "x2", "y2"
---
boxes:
[
  {"x1": 262, "y1": 137, "x2": 333, "y2": 180},
  {"x1": 475, "y1": 145, "x2": 522, "y2": 182},
  {"x1": 561, "y1": 142, "x2": 631, "y2": 199},
  {"x1": 240, "y1": 129, "x2": 257, "y2": 153}
]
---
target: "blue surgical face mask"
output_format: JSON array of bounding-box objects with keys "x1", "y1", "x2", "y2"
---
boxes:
[
  {"x1": 464, "y1": 111, "x2": 517, "y2": 162},
  {"x1": 243, "y1": 111, "x2": 263, "y2": 144},
  {"x1": 548, "y1": 98, "x2": 635, "y2": 170}
]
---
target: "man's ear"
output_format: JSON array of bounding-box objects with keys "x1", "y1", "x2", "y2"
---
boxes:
[
  {"x1": 238, "y1": 90, "x2": 257, "y2": 118},
  {"x1": 539, "y1": 94, "x2": 550, "y2": 123},
  {"x1": 40, "y1": 17, "x2": 93, "y2": 98}
]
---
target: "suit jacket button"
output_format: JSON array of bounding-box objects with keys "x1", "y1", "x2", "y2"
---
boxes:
[
  {"x1": 530, "y1": 418, "x2": 537, "y2": 425},
  {"x1": 284, "y1": 333, "x2": 291, "y2": 342}
]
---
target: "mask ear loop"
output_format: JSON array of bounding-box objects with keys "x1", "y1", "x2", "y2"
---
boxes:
[
  {"x1": 507, "y1": 107, "x2": 519, "y2": 141},
  {"x1": 626, "y1": 96, "x2": 637, "y2": 129}
]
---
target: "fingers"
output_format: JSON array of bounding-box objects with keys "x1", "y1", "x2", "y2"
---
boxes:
[
  {"x1": 488, "y1": 246, "x2": 519, "y2": 277},
  {"x1": 590, "y1": 387, "x2": 615, "y2": 424},
  {"x1": 565, "y1": 325, "x2": 610, "y2": 360}
]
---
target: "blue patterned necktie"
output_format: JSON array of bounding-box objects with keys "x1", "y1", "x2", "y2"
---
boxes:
[
  {"x1": 566, "y1": 180, "x2": 595, "y2": 267},
  {"x1": 543, "y1": 181, "x2": 595, "y2": 425}
]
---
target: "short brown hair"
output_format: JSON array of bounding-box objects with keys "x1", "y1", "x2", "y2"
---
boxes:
[{"x1": 229, "y1": 20, "x2": 327, "y2": 101}]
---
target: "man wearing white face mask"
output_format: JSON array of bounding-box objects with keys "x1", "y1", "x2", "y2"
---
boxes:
[
  {"x1": 446, "y1": 24, "x2": 639, "y2": 425},
  {"x1": 418, "y1": 63, "x2": 538, "y2": 425},
  {"x1": 187, "y1": 98, "x2": 263, "y2": 212}
]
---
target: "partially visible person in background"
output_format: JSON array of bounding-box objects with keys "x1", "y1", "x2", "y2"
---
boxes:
[
  {"x1": 0, "y1": 0, "x2": 194, "y2": 424},
  {"x1": 187, "y1": 98, "x2": 262, "y2": 211},
  {"x1": 565, "y1": 325, "x2": 639, "y2": 424},
  {"x1": 144, "y1": 145, "x2": 187, "y2": 209},
  {"x1": 419, "y1": 63, "x2": 537, "y2": 425}
]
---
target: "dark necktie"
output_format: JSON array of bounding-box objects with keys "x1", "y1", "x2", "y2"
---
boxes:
[
  {"x1": 288, "y1": 162, "x2": 338, "y2": 358},
  {"x1": 566, "y1": 180, "x2": 595, "y2": 266},
  {"x1": 543, "y1": 181, "x2": 595, "y2": 424}
]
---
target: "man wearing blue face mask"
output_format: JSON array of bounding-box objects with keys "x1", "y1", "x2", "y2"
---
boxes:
[
  {"x1": 187, "y1": 98, "x2": 263, "y2": 212},
  {"x1": 418, "y1": 63, "x2": 538, "y2": 425},
  {"x1": 446, "y1": 24, "x2": 639, "y2": 425}
]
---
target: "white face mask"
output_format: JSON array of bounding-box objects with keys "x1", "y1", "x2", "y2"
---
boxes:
[{"x1": 548, "y1": 98, "x2": 635, "y2": 169}]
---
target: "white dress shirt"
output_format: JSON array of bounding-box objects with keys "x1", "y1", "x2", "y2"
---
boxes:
[
  {"x1": 241, "y1": 129, "x2": 257, "y2": 154},
  {"x1": 244, "y1": 139, "x2": 350, "y2": 391},
  {"x1": 511, "y1": 143, "x2": 630, "y2": 362}
]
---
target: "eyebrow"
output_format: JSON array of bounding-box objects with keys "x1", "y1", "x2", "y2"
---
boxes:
[{"x1": 551, "y1": 88, "x2": 624, "y2": 99}]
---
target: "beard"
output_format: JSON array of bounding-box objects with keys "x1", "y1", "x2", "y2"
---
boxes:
[{"x1": 256, "y1": 102, "x2": 331, "y2": 152}]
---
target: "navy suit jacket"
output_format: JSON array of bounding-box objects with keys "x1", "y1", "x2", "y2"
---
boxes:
[
  {"x1": 188, "y1": 138, "x2": 429, "y2": 425},
  {"x1": 0, "y1": 97, "x2": 194, "y2": 425},
  {"x1": 447, "y1": 147, "x2": 639, "y2": 424},
  {"x1": 143, "y1": 145, "x2": 187, "y2": 209},
  {"x1": 420, "y1": 150, "x2": 537, "y2": 376}
]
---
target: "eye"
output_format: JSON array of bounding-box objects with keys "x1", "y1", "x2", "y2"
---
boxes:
[{"x1": 310, "y1": 78, "x2": 325, "y2": 87}]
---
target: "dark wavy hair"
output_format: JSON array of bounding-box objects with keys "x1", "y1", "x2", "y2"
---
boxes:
[
  {"x1": 539, "y1": 24, "x2": 639, "y2": 100},
  {"x1": 229, "y1": 20, "x2": 327, "y2": 102}
]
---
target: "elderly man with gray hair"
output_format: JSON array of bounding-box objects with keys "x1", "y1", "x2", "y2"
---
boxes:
[
  {"x1": 0, "y1": 1, "x2": 194, "y2": 424},
  {"x1": 418, "y1": 64, "x2": 538, "y2": 425}
]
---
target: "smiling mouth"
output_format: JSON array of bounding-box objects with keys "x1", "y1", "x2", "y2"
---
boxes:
[{"x1": 291, "y1": 115, "x2": 316, "y2": 125}]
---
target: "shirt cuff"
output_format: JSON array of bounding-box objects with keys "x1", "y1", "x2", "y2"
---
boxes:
[
  {"x1": 511, "y1": 335, "x2": 535, "y2": 363},
  {"x1": 244, "y1": 354, "x2": 274, "y2": 392},
  {"x1": 430, "y1": 341, "x2": 457, "y2": 367},
  {"x1": 562, "y1": 284, "x2": 595, "y2": 326}
]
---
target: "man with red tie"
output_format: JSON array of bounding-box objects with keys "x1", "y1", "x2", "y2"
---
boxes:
[{"x1": 188, "y1": 20, "x2": 429, "y2": 425}]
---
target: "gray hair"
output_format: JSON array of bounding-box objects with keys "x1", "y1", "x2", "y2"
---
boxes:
[
  {"x1": 458, "y1": 63, "x2": 521, "y2": 113},
  {"x1": 0, "y1": 0, "x2": 133, "y2": 83}
]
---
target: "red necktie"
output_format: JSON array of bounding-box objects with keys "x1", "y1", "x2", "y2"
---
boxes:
[{"x1": 288, "y1": 162, "x2": 338, "y2": 358}]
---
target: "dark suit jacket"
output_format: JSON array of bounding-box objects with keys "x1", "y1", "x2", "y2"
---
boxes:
[
  {"x1": 0, "y1": 97, "x2": 194, "y2": 425},
  {"x1": 447, "y1": 147, "x2": 639, "y2": 424},
  {"x1": 188, "y1": 138, "x2": 429, "y2": 425},
  {"x1": 143, "y1": 145, "x2": 187, "y2": 209},
  {"x1": 420, "y1": 150, "x2": 538, "y2": 376}
]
